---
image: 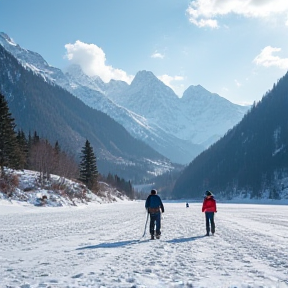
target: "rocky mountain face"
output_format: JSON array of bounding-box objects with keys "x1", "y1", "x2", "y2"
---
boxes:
[
  {"x1": 0, "y1": 32, "x2": 249, "y2": 166},
  {"x1": 107, "y1": 70, "x2": 249, "y2": 146}
]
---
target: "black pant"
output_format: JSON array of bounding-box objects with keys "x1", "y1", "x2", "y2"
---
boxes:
[
  {"x1": 149, "y1": 212, "x2": 161, "y2": 235},
  {"x1": 205, "y1": 212, "x2": 215, "y2": 234}
]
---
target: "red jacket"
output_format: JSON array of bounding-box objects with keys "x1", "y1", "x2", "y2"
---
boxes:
[{"x1": 202, "y1": 196, "x2": 217, "y2": 212}]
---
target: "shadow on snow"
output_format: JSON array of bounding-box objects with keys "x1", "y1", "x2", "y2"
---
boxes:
[
  {"x1": 76, "y1": 235, "x2": 206, "y2": 250},
  {"x1": 76, "y1": 239, "x2": 150, "y2": 250},
  {"x1": 166, "y1": 235, "x2": 206, "y2": 243}
]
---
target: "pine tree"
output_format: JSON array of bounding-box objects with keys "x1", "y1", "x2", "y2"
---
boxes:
[
  {"x1": 0, "y1": 92, "x2": 20, "y2": 174},
  {"x1": 54, "y1": 141, "x2": 61, "y2": 155},
  {"x1": 79, "y1": 139, "x2": 98, "y2": 191},
  {"x1": 16, "y1": 130, "x2": 28, "y2": 169}
]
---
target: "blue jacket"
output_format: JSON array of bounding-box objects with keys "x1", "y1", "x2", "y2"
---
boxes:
[{"x1": 145, "y1": 194, "x2": 164, "y2": 213}]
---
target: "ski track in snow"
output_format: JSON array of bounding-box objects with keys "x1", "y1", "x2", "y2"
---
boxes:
[{"x1": 0, "y1": 202, "x2": 288, "y2": 288}]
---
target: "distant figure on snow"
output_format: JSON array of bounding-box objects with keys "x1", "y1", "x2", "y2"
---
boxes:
[
  {"x1": 186, "y1": 202, "x2": 189, "y2": 208},
  {"x1": 202, "y1": 190, "x2": 217, "y2": 236},
  {"x1": 145, "y1": 189, "x2": 164, "y2": 240}
]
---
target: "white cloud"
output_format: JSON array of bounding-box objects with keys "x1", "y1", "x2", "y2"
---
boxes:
[
  {"x1": 187, "y1": 0, "x2": 288, "y2": 28},
  {"x1": 151, "y1": 51, "x2": 165, "y2": 59},
  {"x1": 253, "y1": 46, "x2": 288, "y2": 69},
  {"x1": 189, "y1": 16, "x2": 219, "y2": 28},
  {"x1": 64, "y1": 40, "x2": 133, "y2": 83},
  {"x1": 158, "y1": 74, "x2": 185, "y2": 96}
]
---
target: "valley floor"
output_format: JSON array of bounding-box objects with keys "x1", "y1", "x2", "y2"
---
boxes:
[{"x1": 0, "y1": 201, "x2": 287, "y2": 288}]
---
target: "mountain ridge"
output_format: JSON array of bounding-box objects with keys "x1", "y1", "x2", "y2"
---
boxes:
[{"x1": 0, "y1": 31, "x2": 250, "y2": 165}]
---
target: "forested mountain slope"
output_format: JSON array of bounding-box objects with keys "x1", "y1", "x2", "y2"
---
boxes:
[{"x1": 172, "y1": 72, "x2": 288, "y2": 199}]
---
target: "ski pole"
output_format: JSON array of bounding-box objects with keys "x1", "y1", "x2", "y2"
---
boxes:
[{"x1": 141, "y1": 210, "x2": 149, "y2": 238}]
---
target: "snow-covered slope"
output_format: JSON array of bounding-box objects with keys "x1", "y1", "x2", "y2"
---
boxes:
[
  {"x1": 180, "y1": 85, "x2": 249, "y2": 145},
  {"x1": 0, "y1": 32, "x2": 66, "y2": 86},
  {"x1": 0, "y1": 168, "x2": 130, "y2": 207}
]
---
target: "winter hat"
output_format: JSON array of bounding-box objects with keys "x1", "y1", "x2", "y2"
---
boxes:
[
  {"x1": 151, "y1": 189, "x2": 157, "y2": 195},
  {"x1": 205, "y1": 190, "x2": 212, "y2": 196}
]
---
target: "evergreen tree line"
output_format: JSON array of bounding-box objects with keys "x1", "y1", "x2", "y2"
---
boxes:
[
  {"x1": 102, "y1": 173, "x2": 135, "y2": 199},
  {"x1": 1, "y1": 91, "x2": 136, "y2": 199},
  {"x1": 0, "y1": 92, "x2": 97, "y2": 192}
]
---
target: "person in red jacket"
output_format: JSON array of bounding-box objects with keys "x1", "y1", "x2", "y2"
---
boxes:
[{"x1": 202, "y1": 190, "x2": 217, "y2": 236}]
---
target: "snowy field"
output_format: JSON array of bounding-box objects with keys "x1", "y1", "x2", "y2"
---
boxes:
[{"x1": 0, "y1": 201, "x2": 288, "y2": 288}]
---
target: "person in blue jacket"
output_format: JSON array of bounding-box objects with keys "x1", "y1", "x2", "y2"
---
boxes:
[{"x1": 145, "y1": 189, "x2": 164, "y2": 240}]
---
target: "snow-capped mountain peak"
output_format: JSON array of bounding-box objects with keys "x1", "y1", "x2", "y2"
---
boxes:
[
  {"x1": 132, "y1": 70, "x2": 162, "y2": 87},
  {"x1": 65, "y1": 64, "x2": 106, "y2": 94},
  {"x1": 0, "y1": 32, "x2": 50, "y2": 70},
  {"x1": 182, "y1": 84, "x2": 214, "y2": 100},
  {"x1": 130, "y1": 70, "x2": 178, "y2": 99},
  {"x1": 0, "y1": 32, "x2": 17, "y2": 46}
]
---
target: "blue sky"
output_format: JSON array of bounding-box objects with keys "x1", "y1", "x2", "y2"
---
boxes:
[{"x1": 1, "y1": 0, "x2": 288, "y2": 105}]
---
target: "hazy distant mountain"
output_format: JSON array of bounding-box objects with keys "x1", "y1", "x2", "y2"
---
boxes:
[
  {"x1": 180, "y1": 85, "x2": 249, "y2": 145},
  {"x1": 108, "y1": 70, "x2": 249, "y2": 147},
  {"x1": 0, "y1": 37, "x2": 174, "y2": 181},
  {"x1": 172, "y1": 73, "x2": 288, "y2": 200}
]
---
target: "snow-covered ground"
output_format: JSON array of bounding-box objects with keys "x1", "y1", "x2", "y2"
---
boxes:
[
  {"x1": 0, "y1": 200, "x2": 287, "y2": 288},
  {"x1": 0, "y1": 169, "x2": 130, "y2": 207}
]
